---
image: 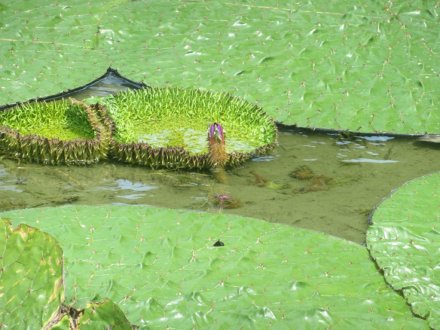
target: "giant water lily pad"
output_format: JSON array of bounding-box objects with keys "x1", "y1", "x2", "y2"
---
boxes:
[
  {"x1": 106, "y1": 87, "x2": 277, "y2": 169},
  {"x1": 1, "y1": 205, "x2": 426, "y2": 328},
  {"x1": 367, "y1": 172, "x2": 440, "y2": 328},
  {"x1": 0, "y1": 99, "x2": 110, "y2": 164},
  {"x1": 0, "y1": 1, "x2": 439, "y2": 134},
  {"x1": 0, "y1": 220, "x2": 63, "y2": 329}
]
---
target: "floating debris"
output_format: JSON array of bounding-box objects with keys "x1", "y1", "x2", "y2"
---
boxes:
[
  {"x1": 289, "y1": 165, "x2": 314, "y2": 180},
  {"x1": 213, "y1": 240, "x2": 225, "y2": 247},
  {"x1": 211, "y1": 193, "x2": 242, "y2": 209},
  {"x1": 300, "y1": 175, "x2": 333, "y2": 192},
  {"x1": 250, "y1": 170, "x2": 268, "y2": 187},
  {"x1": 289, "y1": 165, "x2": 333, "y2": 193}
]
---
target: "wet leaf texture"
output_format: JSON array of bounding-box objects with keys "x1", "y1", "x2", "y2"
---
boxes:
[
  {"x1": 368, "y1": 172, "x2": 440, "y2": 329},
  {"x1": 2, "y1": 205, "x2": 427, "y2": 328},
  {"x1": 0, "y1": 1, "x2": 439, "y2": 134}
]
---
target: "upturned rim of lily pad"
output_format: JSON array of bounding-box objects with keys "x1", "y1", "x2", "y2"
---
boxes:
[
  {"x1": 0, "y1": 67, "x2": 147, "y2": 112},
  {"x1": 105, "y1": 87, "x2": 278, "y2": 169},
  {"x1": 0, "y1": 99, "x2": 111, "y2": 165}
]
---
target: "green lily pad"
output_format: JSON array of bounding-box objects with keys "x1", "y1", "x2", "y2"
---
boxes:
[
  {"x1": 0, "y1": 219, "x2": 63, "y2": 329},
  {"x1": 106, "y1": 87, "x2": 277, "y2": 169},
  {"x1": 367, "y1": 172, "x2": 440, "y2": 329},
  {"x1": 1, "y1": 205, "x2": 426, "y2": 328},
  {"x1": 0, "y1": 99, "x2": 110, "y2": 164},
  {"x1": 0, "y1": 1, "x2": 439, "y2": 134}
]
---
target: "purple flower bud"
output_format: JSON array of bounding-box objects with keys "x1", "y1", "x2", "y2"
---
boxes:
[
  {"x1": 208, "y1": 123, "x2": 224, "y2": 143},
  {"x1": 208, "y1": 123, "x2": 216, "y2": 139},
  {"x1": 217, "y1": 123, "x2": 224, "y2": 138}
]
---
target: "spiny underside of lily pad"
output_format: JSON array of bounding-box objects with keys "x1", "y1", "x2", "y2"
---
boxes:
[
  {"x1": 106, "y1": 87, "x2": 278, "y2": 169},
  {"x1": 0, "y1": 99, "x2": 111, "y2": 165}
]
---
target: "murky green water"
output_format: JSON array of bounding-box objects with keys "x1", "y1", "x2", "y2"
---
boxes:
[
  {"x1": 1, "y1": 75, "x2": 438, "y2": 244},
  {"x1": 1, "y1": 127, "x2": 438, "y2": 244}
]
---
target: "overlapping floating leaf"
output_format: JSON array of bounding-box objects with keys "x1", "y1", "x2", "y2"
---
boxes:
[
  {"x1": 0, "y1": 219, "x2": 134, "y2": 329},
  {"x1": 73, "y1": 300, "x2": 132, "y2": 330},
  {"x1": 0, "y1": 220, "x2": 63, "y2": 329},
  {"x1": 105, "y1": 87, "x2": 277, "y2": 169},
  {"x1": 0, "y1": 99, "x2": 111, "y2": 165},
  {"x1": 367, "y1": 172, "x2": 440, "y2": 329},
  {"x1": 2, "y1": 205, "x2": 427, "y2": 328}
]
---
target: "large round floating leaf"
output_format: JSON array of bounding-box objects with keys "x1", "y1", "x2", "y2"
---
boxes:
[
  {"x1": 106, "y1": 87, "x2": 277, "y2": 169},
  {"x1": 1, "y1": 205, "x2": 426, "y2": 328},
  {"x1": 0, "y1": 1, "x2": 439, "y2": 134},
  {"x1": 0, "y1": 219, "x2": 63, "y2": 329},
  {"x1": 0, "y1": 99, "x2": 111, "y2": 165},
  {"x1": 367, "y1": 172, "x2": 440, "y2": 329}
]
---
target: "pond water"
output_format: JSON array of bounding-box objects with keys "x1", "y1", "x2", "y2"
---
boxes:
[
  {"x1": 0, "y1": 127, "x2": 438, "y2": 244},
  {"x1": 1, "y1": 73, "x2": 439, "y2": 244}
]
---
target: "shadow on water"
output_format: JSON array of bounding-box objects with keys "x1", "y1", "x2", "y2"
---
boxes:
[{"x1": 0, "y1": 69, "x2": 439, "y2": 244}]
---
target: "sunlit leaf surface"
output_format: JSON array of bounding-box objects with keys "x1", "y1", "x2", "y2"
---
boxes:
[
  {"x1": 367, "y1": 172, "x2": 440, "y2": 329},
  {"x1": 0, "y1": 1, "x2": 439, "y2": 134},
  {"x1": 2, "y1": 205, "x2": 427, "y2": 328}
]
